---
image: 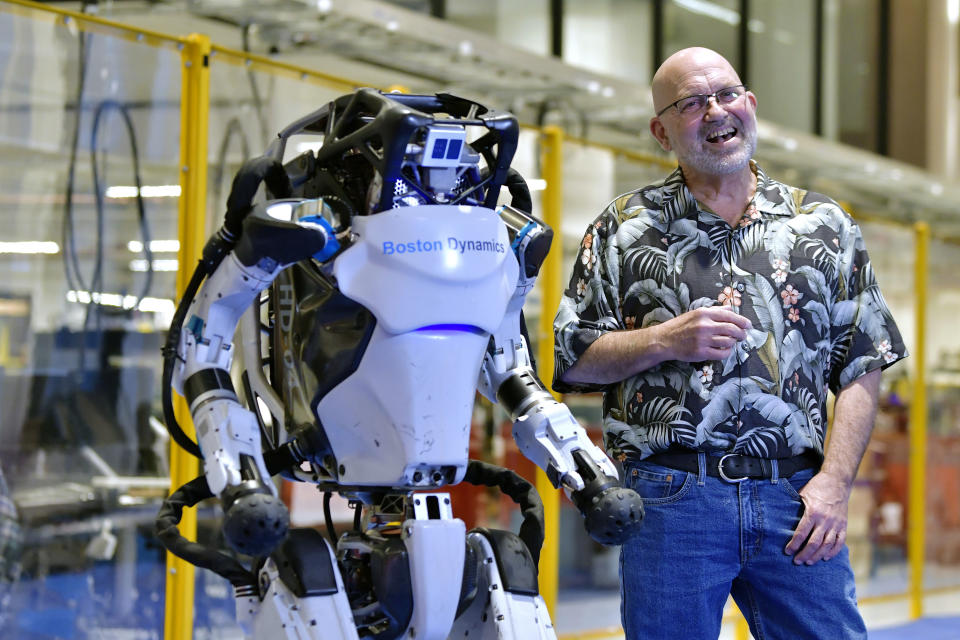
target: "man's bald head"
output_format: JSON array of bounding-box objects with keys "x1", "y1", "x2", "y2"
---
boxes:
[
  {"x1": 648, "y1": 47, "x2": 757, "y2": 180},
  {"x1": 651, "y1": 48, "x2": 742, "y2": 114}
]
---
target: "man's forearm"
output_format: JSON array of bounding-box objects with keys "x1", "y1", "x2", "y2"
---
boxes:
[
  {"x1": 560, "y1": 326, "x2": 669, "y2": 385},
  {"x1": 821, "y1": 368, "x2": 882, "y2": 486},
  {"x1": 559, "y1": 307, "x2": 753, "y2": 386}
]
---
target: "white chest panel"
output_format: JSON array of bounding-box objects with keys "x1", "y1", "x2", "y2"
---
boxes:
[
  {"x1": 318, "y1": 205, "x2": 519, "y2": 488},
  {"x1": 333, "y1": 204, "x2": 518, "y2": 334}
]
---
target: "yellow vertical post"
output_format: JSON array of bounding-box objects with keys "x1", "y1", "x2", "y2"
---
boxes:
[
  {"x1": 908, "y1": 221, "x2": 929, "y2": 619},
  {"x1": 733, "y1": 602, "x2": 750, "y2": 640},
  {"x1": 165, "y1": 32, "x2": 211, "y2": 640},
  {"x1": 0, "y1": 325, "x2": 9, "y2": 367},
  {"x1": 537, "y1": 125, "x2": 565, "y2": 619}
]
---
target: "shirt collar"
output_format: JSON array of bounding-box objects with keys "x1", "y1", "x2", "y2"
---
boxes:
[
  {"x1": 752, "y1": 162, "x2": 795, "y2": 218},
  {"x1": 656, "y1": 161, "x2": 794, "y2": 224}
]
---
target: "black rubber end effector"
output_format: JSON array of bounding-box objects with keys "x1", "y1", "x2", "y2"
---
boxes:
[
  {"x1": 570, "y1": 450, "x2": 644, "y2": 546},
  {"x1": 222, "y1": 492, "x2": 290, "y2": 557},
  {"x1": 578, "y1": 485, "x2": 645, "y2": 546}
]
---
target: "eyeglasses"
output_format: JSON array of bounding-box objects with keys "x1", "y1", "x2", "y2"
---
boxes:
[{"x1": 656, "y1": 85, "x2": 747, "y2": 117}]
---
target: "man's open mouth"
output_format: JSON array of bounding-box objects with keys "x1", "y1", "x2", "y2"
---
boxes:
[{"x1": 706, "y1": 127, "x2": 737, "y2": 143}]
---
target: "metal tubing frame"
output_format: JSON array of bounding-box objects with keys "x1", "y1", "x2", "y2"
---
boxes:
[
  {"x1": 165, "y1": 32, "x2": 211, "y2": 640},
  {"x1": 909, "y1": 221, "x2": 929, "y2": 619},
  {"x1": 537, "y1": 125, "x2": 565, "y2": 618}
]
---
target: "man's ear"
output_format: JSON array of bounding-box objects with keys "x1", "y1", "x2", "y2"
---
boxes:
[{"x1": 649, "y1": 117, "x2": 671, "y2": 152}]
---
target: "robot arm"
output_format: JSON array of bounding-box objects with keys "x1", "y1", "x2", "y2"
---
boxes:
[
  {"x1": 168, "y1": 159, "x2": 340, "y2": 555},
  {"x1": 479, "y1": 204, "x2": 643, "y2": 546}
]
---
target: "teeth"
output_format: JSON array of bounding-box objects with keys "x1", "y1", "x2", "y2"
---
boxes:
[{"x1": 707, "y1": 127, "x2": 735, "y2": 141}]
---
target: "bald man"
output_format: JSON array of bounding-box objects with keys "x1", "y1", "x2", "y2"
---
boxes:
[{"x1": 553, "y1": 48, "x2": 906, "y2": 639}]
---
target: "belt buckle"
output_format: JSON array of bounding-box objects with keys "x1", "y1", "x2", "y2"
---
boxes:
[{"x1": 718, "y1": 453, "x2": 748, "y2": 483}]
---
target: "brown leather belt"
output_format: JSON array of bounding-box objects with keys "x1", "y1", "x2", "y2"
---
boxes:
[{"x1": 644, "y1": 451, "x2": 821, "y2": 483}]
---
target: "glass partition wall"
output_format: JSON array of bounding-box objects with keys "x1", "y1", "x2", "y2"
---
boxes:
[{"x1": 0, "y1": 6, "x2": 184, "y2": 638}]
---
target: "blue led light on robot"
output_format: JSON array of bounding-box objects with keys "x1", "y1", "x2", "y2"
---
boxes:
[{"x1": 414, "y1": 324, "x2": 486, "y2": 335}]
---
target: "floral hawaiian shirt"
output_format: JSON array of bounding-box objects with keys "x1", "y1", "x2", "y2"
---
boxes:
[{"x1": 553, "y1": 162, "x2": 907, "y2": 461}]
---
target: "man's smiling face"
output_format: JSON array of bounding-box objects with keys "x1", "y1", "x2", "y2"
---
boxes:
[{"x1": 649, "y1": 48, "x2": 758, "y2": 178}]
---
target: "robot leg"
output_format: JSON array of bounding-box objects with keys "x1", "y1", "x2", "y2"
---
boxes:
[
  {"x1": 238, "y1": 528, "x2": 359, "y2": 640},
  {"x1": 401, "y1": 495, "x2": 466, "y2": 639},
  {"x1": 451, "y1": 529, "x2": 557, "y2": 640}
]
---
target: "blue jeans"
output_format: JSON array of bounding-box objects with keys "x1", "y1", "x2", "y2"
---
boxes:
[{"x1": 619, "y1": 454, "x2": 867, "y2": 640}]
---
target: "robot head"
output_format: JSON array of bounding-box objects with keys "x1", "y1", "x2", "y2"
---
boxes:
[{"x1": 266, "y1": 89, "x2": 521, "y2": 219}]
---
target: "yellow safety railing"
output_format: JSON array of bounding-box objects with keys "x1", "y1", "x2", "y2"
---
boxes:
[{"x1": 2, "y1": 0, "x2": 190, "y2": 50}]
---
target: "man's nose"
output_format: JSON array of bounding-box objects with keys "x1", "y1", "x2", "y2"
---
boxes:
[{"x1": 703, "y1": 96, "x2": 725, "y2": 118}]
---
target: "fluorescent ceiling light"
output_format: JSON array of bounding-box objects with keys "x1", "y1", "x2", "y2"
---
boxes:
[
  {"x1": 136, "y1": 297, "x2": 177, "y2": 314},
  {"x1": 0, "y1": 241, "x2": 60, "y2": 254},
  {"x1": 527, "y1": 179, "x2": 547, "y2": 191},
  {"x1": 127, "y1": 240, "x2": 180, "y2": 253},
  {"x1": 0, "y1": 299, "x2": 29, "y2": 315},
  {"x1": 129, "y1": 259, "x2": 179, "y2": 272},
  {"x1": 673, "y1": 0, "x2": 740, "y2": 26},
  {"x1": 105, "y1": 185, "x2": 182, "y2": 199},
  {"x1": 67, "y1": 289, "x2": 175, "y2": 314}
]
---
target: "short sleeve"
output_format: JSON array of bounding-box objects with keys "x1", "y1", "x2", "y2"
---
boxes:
[
  {"x1": 828, "y1": 219, "x2": 907, "y2": 393},
  {"x1": 552, "y1": 207, "x2": 624, "y2": 394}
]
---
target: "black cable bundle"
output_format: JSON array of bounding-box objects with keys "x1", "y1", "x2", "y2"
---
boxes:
[
  {"x1": 462, "y1": 460, "x2": 545, "y2": 564},
  {"x1": 154, "y1": 475, "x2": 256, "y2": 588}
]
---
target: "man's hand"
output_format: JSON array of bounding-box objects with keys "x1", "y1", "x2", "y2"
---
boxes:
[
  {"x1": 560, "y1": 305, "x2": 752, "y2": 385},
  {"x1": 784, "y1": 369, "x2": 881, "y2": 565},
  {"x1": 784, "y1": 470, "x2": 851, "y2": 564},
  {"x1": 659, "y1": 306, "x2": 752, "y2": 362}
]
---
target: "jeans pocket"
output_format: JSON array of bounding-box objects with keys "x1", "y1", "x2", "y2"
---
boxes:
[
  {"x1": 624, "y1": 463, "x2": 691, "y2": 504},
  {"x1": 777, "y1": 467, "x2": 816, "y2": 501}
]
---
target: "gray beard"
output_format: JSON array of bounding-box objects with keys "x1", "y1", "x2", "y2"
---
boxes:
[{"x1": 682, "y1": 131, "x2": 757, "y2": 176}]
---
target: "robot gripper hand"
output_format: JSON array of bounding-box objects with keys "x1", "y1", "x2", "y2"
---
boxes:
[
  {"x1": 567, "y1": 450, "x2": 645, "y2": 546},
  {"x1": 492, "y1": 368, "x2": 644, "y2": 546},
  {"x1": 218, "y1": 452, "x2": 290, "y2": 557},
  {"x1": 523, "y1": 405, "x2": 644, "y2": 546},
  {"x1": 184, "y1": 374, "x2": 291, "y2": 557}
]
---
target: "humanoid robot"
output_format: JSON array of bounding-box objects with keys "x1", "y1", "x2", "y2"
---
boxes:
[{"x1": 155, "y1": 90, "x2": 643, "y2": 640}]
